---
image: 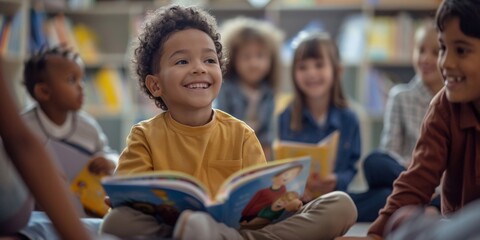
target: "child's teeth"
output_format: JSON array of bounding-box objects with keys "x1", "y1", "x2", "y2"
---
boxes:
[{"x1": 187, "y1": 83, "x2": 209, "y2": 89}]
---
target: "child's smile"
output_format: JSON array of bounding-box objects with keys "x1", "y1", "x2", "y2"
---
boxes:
[
  {"x1": 149, "y1": 28, "x2": 222, "y2": 117},
  {"x1": 185, "y1": 82, "x2": 211, "y2": 89},
  {"x1": 438, "y1": 17, "x2": 480, "y2": 104}
]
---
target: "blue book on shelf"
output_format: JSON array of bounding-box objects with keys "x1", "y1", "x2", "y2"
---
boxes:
[
  {"x1": 7, "y1": 11, "x2": 22, "y2": 56},
  {"x1": 29, "y1": 8, "x2": 48, "y2": 53}
]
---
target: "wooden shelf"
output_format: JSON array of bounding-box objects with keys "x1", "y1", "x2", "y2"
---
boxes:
[
  {"x1": 0, "y1": 0, "x2": 22, "y2": 16},
  {"x1": 276, "y1": 4, "x2": 363, "y2": 11},
  {"x1": 370, "y1": 59, "x2": 413, "y2": 67},
  {"x1": 368, "y1": 1, "x2": 440, "y2": 11},
  {"x1": 45, "y1": 1, "x2": 144, "y2": 15},
  {"x1": 83, "y1": 53, "x2": 129, "y2": 68}
]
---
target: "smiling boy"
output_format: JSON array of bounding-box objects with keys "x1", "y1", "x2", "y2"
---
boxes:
[
  {"x1": 337, "y1": 1, "x2": 480, "y2": 239},
  {"x1": 100, "y1": 5, "x2": 357, "y2": 240}
]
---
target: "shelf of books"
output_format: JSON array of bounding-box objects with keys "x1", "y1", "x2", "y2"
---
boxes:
[
  {"x1": 0, "y1": 0, "x2": 28, "y2": 108},
  {"x1": 25, "y1": 1, "x2": 146, "y2": 152},
  {"x1": 1, "y1": 0, "x2": 444, "y2": 152}
]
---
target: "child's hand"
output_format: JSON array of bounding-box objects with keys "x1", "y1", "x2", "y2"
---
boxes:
[
  {"x1": 88, "y1": 156, "x2": 115, "y2": 175},
  {"x1": 303, "y1": 173, "x2": 337, "y2": 201},
  {"x1": 104, "y1": 196, "x2": 112, "y2": 208},
  {"x1": 284, "y1": 198, "x2": 303, "y2": 212}
]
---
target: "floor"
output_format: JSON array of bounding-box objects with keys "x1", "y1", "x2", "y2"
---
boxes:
[{"x1": 344, "y1": 223, "x2": 371, "y2": 237}]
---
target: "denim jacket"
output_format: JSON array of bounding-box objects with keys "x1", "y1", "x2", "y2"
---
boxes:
[
  {"x1": 278, "y1": 105, "x2": 361, "y2": 191},
  {"x1": 215, "y1": 79, "x2": 275, "y2": 146}
]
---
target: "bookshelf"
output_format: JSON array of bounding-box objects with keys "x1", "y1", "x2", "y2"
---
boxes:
[
  {"x1": 201, "y1": 0, "x2": 440, "y2": 154},
  {"x1": 51, "y1": 4, "x2": 143, "y2": 153},
  {"x1": 0, "y1": 0, "x2": 28, "y2": 108},
  {"x1": 0, "y1": 0, "x2": 145, "y2": 153},
  {"x1": 1, "y1": 0, "x2": 440, "y2": 154},
  {"x1": 362, "y1": 1, "x2": 439, "y2": 149}
]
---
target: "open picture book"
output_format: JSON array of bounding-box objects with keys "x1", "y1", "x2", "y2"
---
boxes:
[
  {"x1": 102, "y1": 156, "x2": 311, "y2": 229},
  {"x1": 274, "y1": 131, "x2": 339, "y2": 197}
]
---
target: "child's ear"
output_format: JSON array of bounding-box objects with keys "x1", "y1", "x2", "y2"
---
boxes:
[
  {"x1": 33, "y1": 83, "x2": 50, "y2": 101},
  {"x1": 145, "y1": 75, "x2": 162, "y2": 97}
]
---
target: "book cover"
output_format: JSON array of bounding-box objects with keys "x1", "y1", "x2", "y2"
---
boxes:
[
  {"x1": 102, "y1": 156, "x2": 311, "y2": 229},
  {"x1": 70, "y1": 161, "x2": 110, "y2": 217},
  {"x1": 273, "y1": 131, "x2": 339, "y2": 197},
  {"x1": 46, "y1": 140, "x2": 109, "y2": 217}
]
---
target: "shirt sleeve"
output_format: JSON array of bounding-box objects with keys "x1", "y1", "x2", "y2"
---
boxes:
[
  {"x1": 335, "y1": 115, "x2": 361, "y2": 191},
  {"x1": 115, "y1": 125, "x2": 154, "y2": 175},
  {"x1": 368, "y1": 95, "x2": 450, "y2": 236},
  {"x1": 380, "y1": 88, "x2": 405, "y2": 163}
]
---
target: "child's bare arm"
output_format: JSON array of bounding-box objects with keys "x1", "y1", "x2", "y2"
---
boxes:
[{"x1": 0, "y1": 63, "x2": 91, "y2": 240}]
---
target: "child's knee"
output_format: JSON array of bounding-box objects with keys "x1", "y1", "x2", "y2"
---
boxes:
[
  {"x1": 100, "y1": 206, "x2": 141, "y2": 236},
  {"x1": 316, "y1": 191, "x2": 358, "y2": 224}
]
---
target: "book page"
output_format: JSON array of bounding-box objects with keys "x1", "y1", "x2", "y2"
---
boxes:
[
  {"x1": 274, "y1": 130, "x2": 339, "y2": 177},
  {"x1": 102, "y1": 171, "x2": 212, "y2": 222},
  {"x1": 212, "y1": 157, "x2": 311, "y2": 229}
]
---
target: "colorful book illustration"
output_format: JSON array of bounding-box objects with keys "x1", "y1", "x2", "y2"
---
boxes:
[
  {"x1": 102, "y1": 156, "x2": 311, "y2": 229},
  {"x1": 46, "y1": 140, "x2": 109, "y2": 217},
  {"x1": 274, "y1": 131, "x2": 339, "y2": 196}
]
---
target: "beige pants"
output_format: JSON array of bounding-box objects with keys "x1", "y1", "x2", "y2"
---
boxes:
[{"x1": 100, "y1": 191, "x2": 357, "y2": 239}]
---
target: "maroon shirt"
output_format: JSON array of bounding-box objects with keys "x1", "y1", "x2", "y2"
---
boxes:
[{"x1": 369, "y1": 89, "x2": 480, "y2": 236}]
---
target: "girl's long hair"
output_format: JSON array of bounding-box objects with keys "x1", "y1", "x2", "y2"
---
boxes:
[
  {"x1": 290, "y1": 32, "x2": 348, "y2": 131},
  {"x1": 221, "y1": 17, "x2": 284, "y2": 90}
]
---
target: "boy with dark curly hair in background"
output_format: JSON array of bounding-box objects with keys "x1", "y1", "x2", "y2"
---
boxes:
[
  {"x1": 22, "y1": 46, "x2": 117, "y2": 183},
  {"x1": 100, "y1": 4, "x2": 357, "y2": 240}
]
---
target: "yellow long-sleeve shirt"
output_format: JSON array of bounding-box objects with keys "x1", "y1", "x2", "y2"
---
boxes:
[{"x1": 115, "y1": 109, "x2": 267, "y2": 196}]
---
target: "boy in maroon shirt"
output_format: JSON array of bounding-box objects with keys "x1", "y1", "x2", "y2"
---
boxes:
[{"x1": 338, "y1": 0, "x2": 480, "y2": 239}]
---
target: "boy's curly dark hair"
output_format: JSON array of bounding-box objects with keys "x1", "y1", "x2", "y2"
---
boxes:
[
  {"x1": 436, "y1": 0, "x2": 480, "y2": 39},
  {"x1": 133, "y1": 5, "x2": 224, "y2": 110},
  {"x1": 24, "y1": 46, "x2": 81, "y2": 100}
]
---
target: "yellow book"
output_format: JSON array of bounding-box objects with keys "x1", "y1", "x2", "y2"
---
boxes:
[
  {"x1": 46, "y1": 139, "x2": 109, "y2": 217},
  {"x1": 93, "y1": 67, "x2": 123, "y2": 112},
  {"x1": 70, "y1": 161, "x2": 110, "y2": 217},
  {"x1": 274, "y1": 131, "x2": 339, "y2": 178},
  {"x1": 73, "y1": 24, "x2": 99, "y2": 65}
]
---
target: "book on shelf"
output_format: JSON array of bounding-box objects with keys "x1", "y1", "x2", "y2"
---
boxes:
[
  {"x1": 0, "y1": 11, "x2": 23, "y2": 57},
  {"x1": 29, "y1": 8, "x2": 48, "y2": 53},
  {"x1": 46, "y1": 139, "x2": 109, "y2": 217},
  {"x1": 93, "y1": 67, "x2": 124, "y2": 112},
  {"x1": 273, "y1": 130, "x2": 339, "y2": 197},
  {"x1": 102, "y1": 156, "x2": 311, "y2": 229}
]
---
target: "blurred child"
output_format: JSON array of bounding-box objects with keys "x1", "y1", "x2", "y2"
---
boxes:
[
  {"x1": 23, "y1": 46, "x2": 117, "y2": 183},
  {"x1": 216, "y1": 17, "x2": 284, "y2": 160},
  {"x1": 362, "y1": 20, "x2": 444, "y2": 210},
  {"x1": 337, "y1": 0, "x2": 480, "y2": 239},
  {"x1": 0, "y1": 61, "x2": 92, "y2": 240},
  {"x1": 100, "y1": 5, "x2": 357, "y2": 240},
  {"x1": 277, "y1": 31, "x2": 388, "y2": 221}
]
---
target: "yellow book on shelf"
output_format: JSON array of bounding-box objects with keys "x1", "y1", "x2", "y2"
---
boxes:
[
  {"x1": 70, "y1": 161, "x2": 109, "y2": 217},
  {"x1": 73, "y1": 24, "x2": 99, "y2": 65},
  {"x1": 93, "y1": 67, "x2": 123, "y2": 112},
  {"x1": 368, "y1": 17, "x2": 396, "y2": 61},
  {"x1": 274, "y1": 130, "x2": 339, "y2": 178}
]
